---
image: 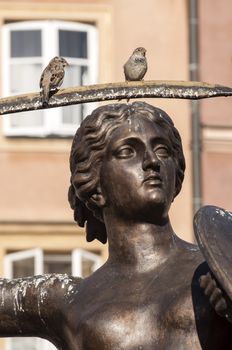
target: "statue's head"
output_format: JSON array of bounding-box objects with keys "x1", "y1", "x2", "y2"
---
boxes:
[{"x1": 68, "y1": 102, "x2": 185, "y2": 243}]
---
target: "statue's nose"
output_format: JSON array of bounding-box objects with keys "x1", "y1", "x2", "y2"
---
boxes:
[{"x1": 142, "y1": 150, "x2": 160, "y2": 171}]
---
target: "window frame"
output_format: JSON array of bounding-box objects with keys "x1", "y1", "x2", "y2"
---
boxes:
[
  {"x1": 4, "y1": 247, "x2": 44, "y2": 278},
  {"x1": 72, "y1": 248, "x2": 102, "y2": 277},
  {"x1": 4, "y1": 248, "x2": 47, "y2": 350},
  {"x1": 1, "y1": 20, "x2": 98, "y2": 137}
]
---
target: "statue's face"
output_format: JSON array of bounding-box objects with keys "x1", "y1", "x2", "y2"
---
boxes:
[{"x1": 99, "y1": 115, "x2": 176, "y2": 223}]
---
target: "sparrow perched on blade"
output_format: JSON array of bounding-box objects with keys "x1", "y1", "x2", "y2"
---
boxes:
[
  {"x1": 40, "y1": 56, "x2": 69, "y2": 106},
  {"x1": 123, "y1": 47, "x2": 147, "y2": 81}
]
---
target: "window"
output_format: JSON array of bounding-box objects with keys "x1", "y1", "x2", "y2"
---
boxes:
[
  {"x1": 4, "y1": 248, "x2": 102, "y2": 350},
  {"x1": 4, "y1": 249, "x2": 50, "y2": 350},
  {"x1": 2, "y1": 20, "x2": 98, "y2": 137}
]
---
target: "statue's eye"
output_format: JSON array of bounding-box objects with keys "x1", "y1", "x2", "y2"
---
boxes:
[
  {"x1": 115, "y1": 145, "x2": 135, "y2": 159},
  {"x1": 154, "y1": 145, "x2": 169, "y2": 158}
]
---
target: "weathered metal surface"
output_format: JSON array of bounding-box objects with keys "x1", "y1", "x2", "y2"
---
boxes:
[
  {"x1": 194, "y1": 205, "x2": 232, "y2": 300},
  {"x1": 0, "y1": 80, "x2": 232, "y2": 115}
]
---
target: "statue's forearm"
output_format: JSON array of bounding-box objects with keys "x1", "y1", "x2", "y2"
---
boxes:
[
  {"x1": 0, "y1": 274, "x2": 82, "y2": 338},
  {"x1": 0, "y1": 276, "x2": 53, "y2": 337}
]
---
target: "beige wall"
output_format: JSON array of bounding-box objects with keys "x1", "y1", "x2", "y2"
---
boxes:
[
  {"x1": 0, "y1": 150, "x2": 72, "y2": 221},
  {"x1": 199, "y1": 0, "x2": 232, "y2": 131},
  {"x1": 199, "y1": 0, "x2": 232, "y2": 211},
  {"x1": 199, "y1": 0, "x2": 232, "y2": 126},
  {"x1": 202, "y1": 151, "x2": 232, "y2": 209}
]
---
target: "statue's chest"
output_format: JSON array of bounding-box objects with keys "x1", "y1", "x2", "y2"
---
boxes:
[{"x1": 77, "y1": 292, "x2": 198, "y2": 350}]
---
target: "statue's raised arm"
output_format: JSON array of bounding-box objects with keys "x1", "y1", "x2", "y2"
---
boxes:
[{"x1": 0, "y1": 274, "x2": 82, "y2": 348}]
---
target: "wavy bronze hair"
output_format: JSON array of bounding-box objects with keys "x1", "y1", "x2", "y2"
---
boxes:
[{"x1": 68, "y1": 102, "x2": 185, "y2": 243}]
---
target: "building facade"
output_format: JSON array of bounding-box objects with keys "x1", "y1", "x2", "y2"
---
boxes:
[{"x1": 0, "y1": 0, "x2": 231, "y2": 348}]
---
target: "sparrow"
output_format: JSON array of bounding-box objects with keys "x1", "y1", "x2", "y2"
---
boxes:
[
  {"x1": 40, "y1": 56, "x2": 69, "y2": 106},
  {"x1": 123, "y1": 47, "x2": 147, "y2": 81}
]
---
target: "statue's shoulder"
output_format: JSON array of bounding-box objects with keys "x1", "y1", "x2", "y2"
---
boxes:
[
  {"x1": 175, "y1": 235, "x2": 202, "y2": 257},
  {"x1": 173, "y1": 236, "x2": 206, "y2": 276}
]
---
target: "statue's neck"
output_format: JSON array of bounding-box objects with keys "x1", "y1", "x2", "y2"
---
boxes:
[{"x1": 105, "y1": 214, "x2": 177, "y2": 273}]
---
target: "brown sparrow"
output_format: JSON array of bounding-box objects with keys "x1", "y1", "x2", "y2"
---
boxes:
[
  {"x1": 123, "y1": 47, "x2": 147, "y2": 81},
  {"x1": 40, "y1": 56, "x2": 69, "y2": 106}
]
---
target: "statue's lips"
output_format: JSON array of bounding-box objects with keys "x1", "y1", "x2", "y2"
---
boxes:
[{"x1": 142, "y1": 175, "x2": 162, "y2": 186}]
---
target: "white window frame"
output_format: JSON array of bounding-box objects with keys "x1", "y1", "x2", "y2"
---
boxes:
[
  {"x1": 72, "y1": 248, "x2": 102, "y2": 278},
  {"x1": 3, "y1": 248, "x2": 102, "y2": 350},
  {"x1": 1, "y1": 20, "x2": 98, "y2": 137},
  {"x1": 4, "y1": 248, "x2": 44, "y2": 278},
  {"x1": 4, "y1": 248, "x2": 53, "y2": 350}
]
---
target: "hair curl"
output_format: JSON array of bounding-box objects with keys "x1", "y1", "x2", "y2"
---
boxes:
[{"x1": 68, "y1": 102, "x2": 185, "y2": 243}]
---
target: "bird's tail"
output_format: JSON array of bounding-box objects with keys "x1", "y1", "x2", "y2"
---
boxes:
[{"x1": 41, "y1": 86, "x2": 50, "y2": 107}]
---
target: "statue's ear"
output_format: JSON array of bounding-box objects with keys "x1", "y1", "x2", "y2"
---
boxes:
[{"x1": 89, "y1": 186, "x2": 106, "y2": 208}]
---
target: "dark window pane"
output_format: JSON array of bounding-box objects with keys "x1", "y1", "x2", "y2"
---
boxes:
[
  {"x1": 11, "y1": 30, "x2": 41, "y2": 57},
  {"x1": 59, "y1": 30, "x2": 87, "y2": 58},
  {"x1": 12, "y1": 257, "x2": 34, "y2": 278},
  {"x1": 44, "y1": 254, "x2": 71, "y2": 274}
]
